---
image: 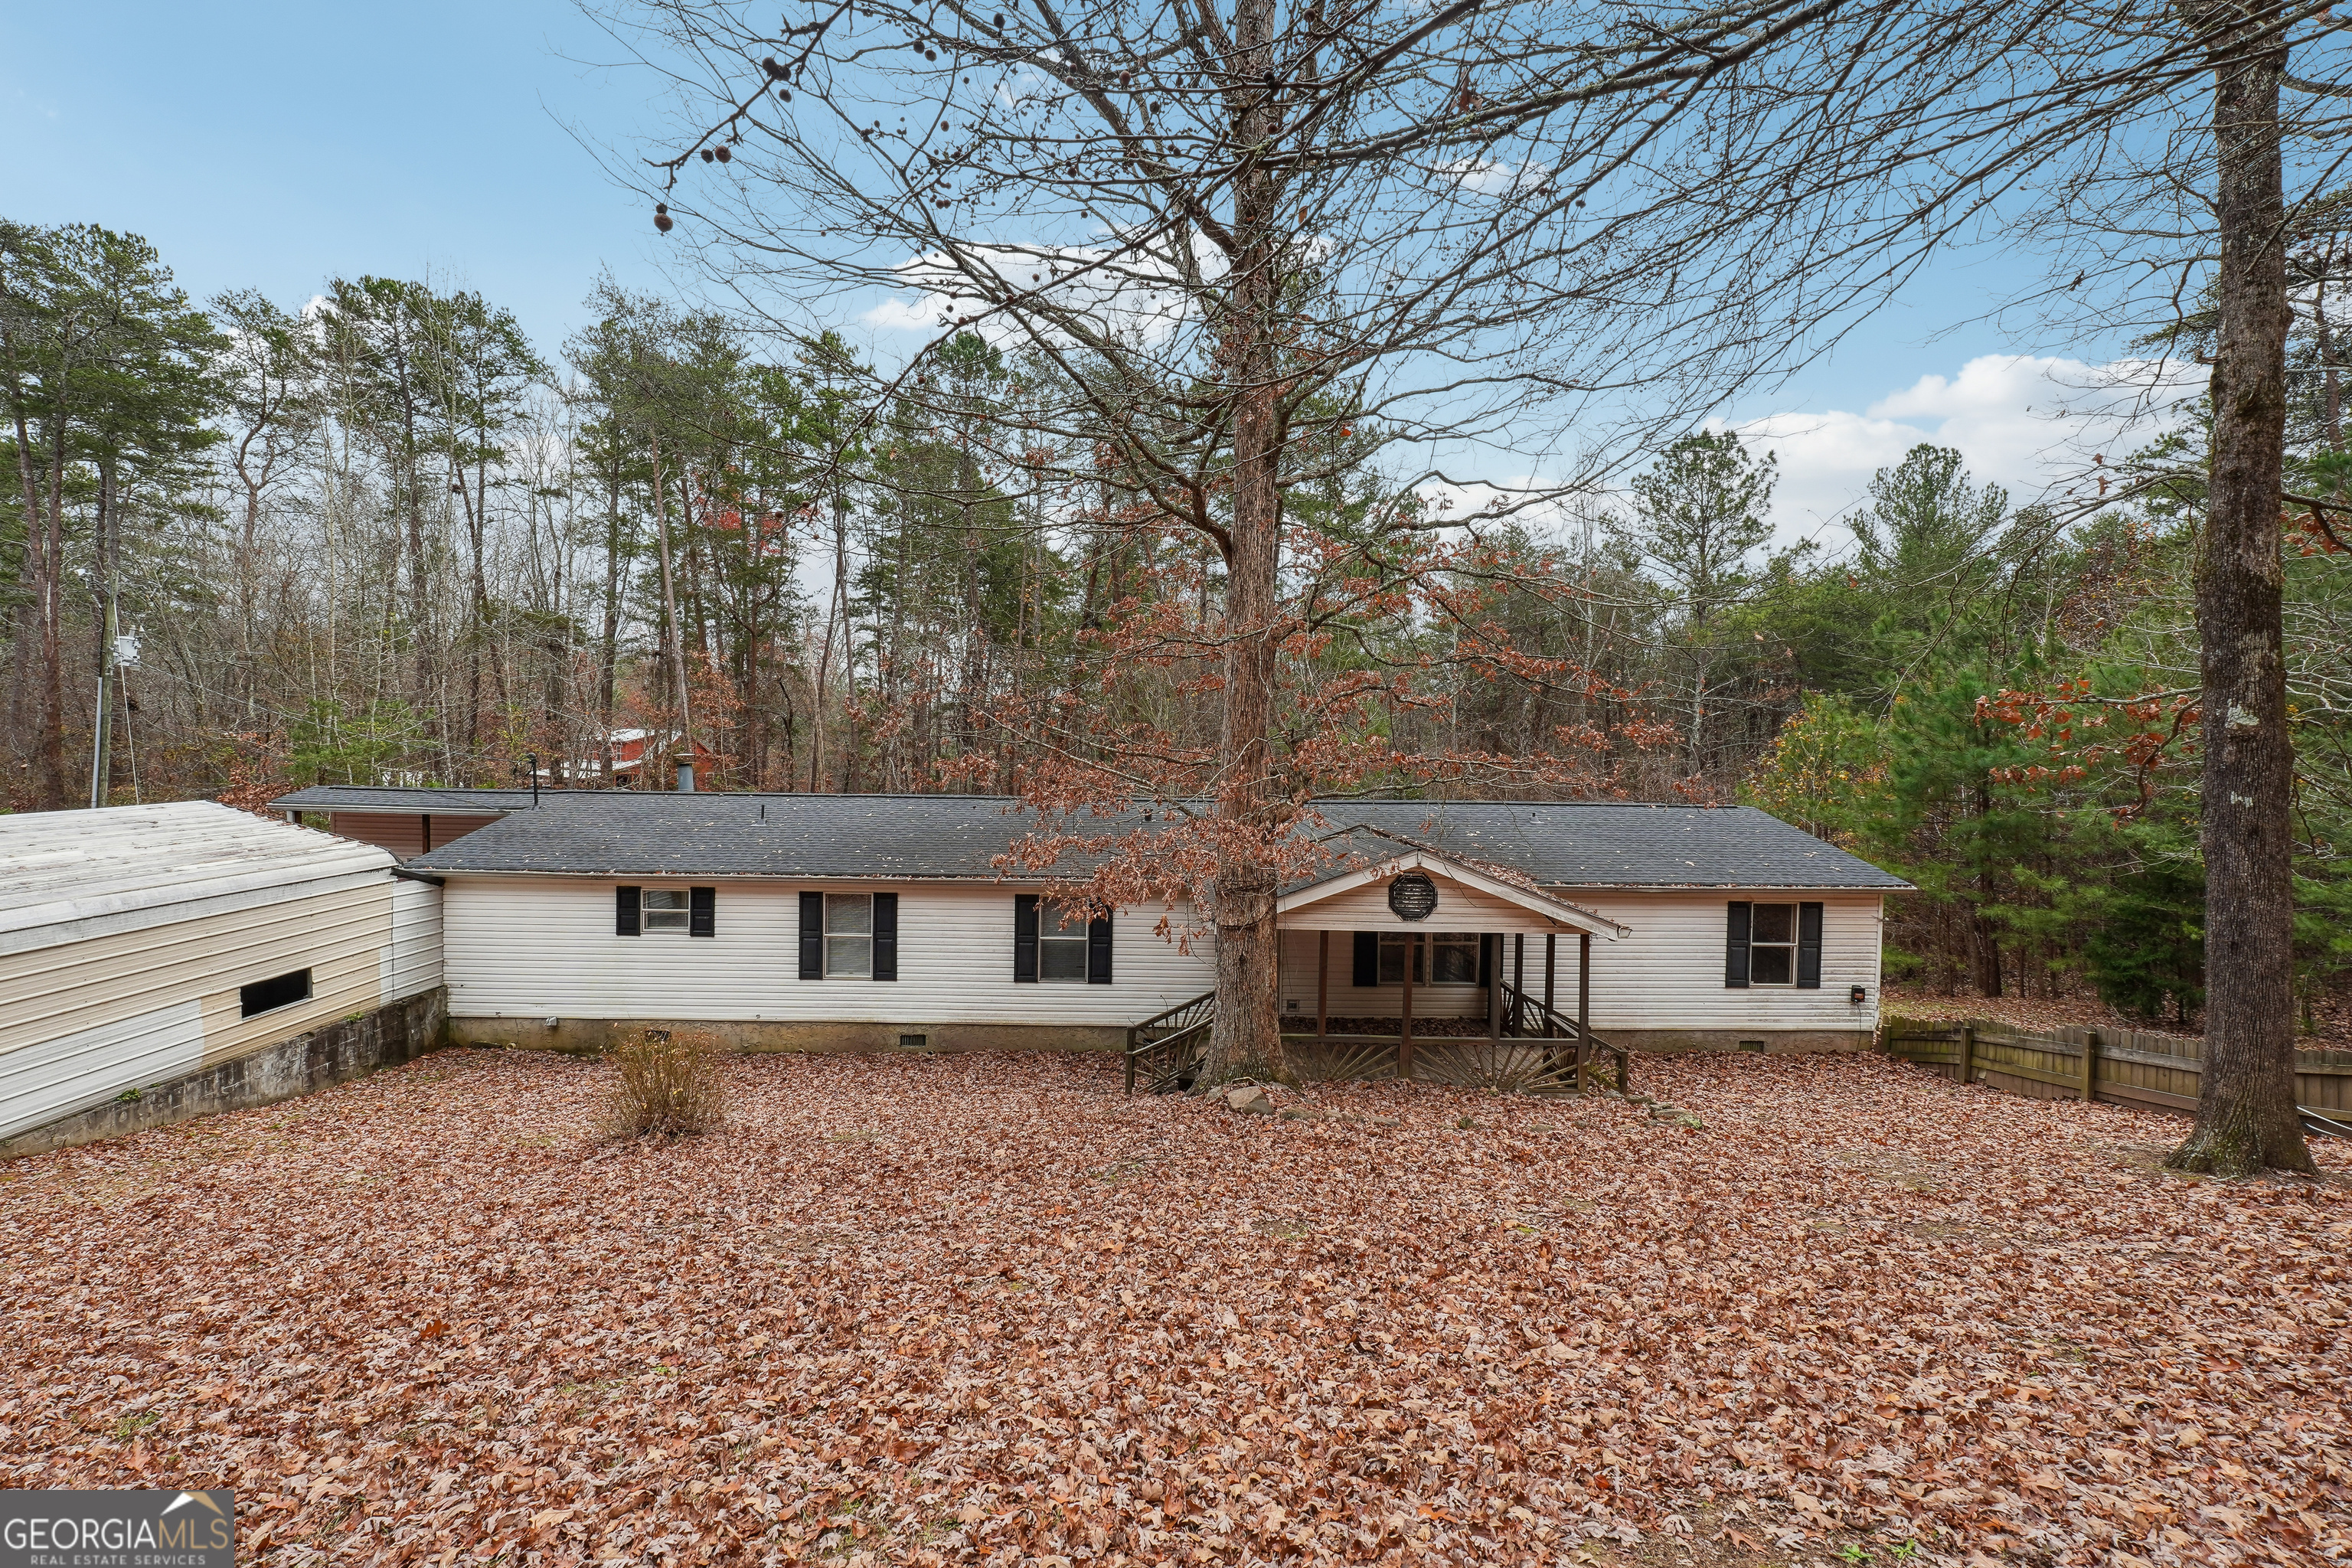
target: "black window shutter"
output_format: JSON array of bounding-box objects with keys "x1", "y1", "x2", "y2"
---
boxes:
[
  {"x1": 873, "y1": 892, "x2": 899, "y2": 981},
  {"x1": 1087, "y1": 912, "x2": 1113, "y2": 985},
  {"x1": 1014, "y1": 894, "x2": 1039, "y2": 982},
  {"x1": 799, "y1": 891, "x2": 823, "y2": 979},
  {"x1": 616, "y1": 885, "x2": 641, "y2": 937},
  {"x1": 1796, "y1": 901, "x2": 1824, "y2": 988},
  {"x1": 1352, "y1": 932, "x2": 1379, "y2": 988},
  {"x1": 689, "y1": 886, "x2": 716, "y2": 938},
  {"x1": 1478, "y1": 933, "x2": 1494, "y2": 988},
  {"x1": 1725, "y1": 901, "x2": 1752, "y2": 988}
]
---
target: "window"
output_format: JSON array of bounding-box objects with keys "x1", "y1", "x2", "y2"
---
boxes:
[
  {"x1": 1039, "y1": 903, "x2": 1090, "y2": 982},
  {"x1": 825, "y1": 893, "x2": 873, "y2": 977},
  {"x1": 240, "y1": 968, "x2": 312, "y2": 1018},
  {"x1": 1377, "y1": 932, "x2": 1479, "y2": 985},
  {"x1": 640, "y1": 888, "x2": 690, "y2": 933},
  {"x1": 1748, "y1": 902, "x2": 1797, "y2": 985}
]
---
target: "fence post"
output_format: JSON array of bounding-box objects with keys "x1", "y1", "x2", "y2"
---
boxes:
[
  {"x1": 2082, "y1": 1029, "x2": 2099, "y2": 1103},
  {"x1": 1958, "y1": 1024, "x2": 1974, "y2": 1088}
]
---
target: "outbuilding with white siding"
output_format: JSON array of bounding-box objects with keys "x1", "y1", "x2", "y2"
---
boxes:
[
  {"x1": 274, "y1": 789, "x2": 1909, "y2": 1057},
  {"x1": 0, "y1": 801, "x2": 443, "y2": 1143}
]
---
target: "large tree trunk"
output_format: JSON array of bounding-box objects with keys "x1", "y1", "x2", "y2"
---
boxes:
[
  {"x1": 88, "y1": 459, "x2": 118, "y2": 808},
  {"x1": 648, "y1": 431, "x2": 696, "y2": 786},
  {"x1": 32, "y1": 433, "x2": 69, "y2": 808},
  {"x1": 1201, "y1": 0, "x2": 1288, "y2": 1086},
  {"x1": 2169, "y1": 17, "x2": 2314, "y2": 1176},
  {"x1": 5, "y1": 395, "x2": 55, "y2": 809},
  {"x1": 600, "y1": 471, "x2": 622, "y2": 786}
]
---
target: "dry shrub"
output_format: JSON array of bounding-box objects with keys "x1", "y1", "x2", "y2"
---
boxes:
[{"x1": 605, "y1": 1028, "x2": 727, "y2": 1138}]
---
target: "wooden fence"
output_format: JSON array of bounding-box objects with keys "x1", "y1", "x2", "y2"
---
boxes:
[{"x1": 1879, "y1": 1015, "x2": 2352, "y2": 1133}]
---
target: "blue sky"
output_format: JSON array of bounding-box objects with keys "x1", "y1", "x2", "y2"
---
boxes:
[
  {"x1": 5, "y1": 2, "x2": 2165, "y2": 541},
  {"x1": 3, "y1": 1, "x2": 675, "y2": 351}
]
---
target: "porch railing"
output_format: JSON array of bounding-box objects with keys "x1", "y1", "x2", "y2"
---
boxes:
[
  {"x1": 1496, "y1": 978, "x2": 1631, "y2": 1096},
  {"x1": 1122, "y1": 980, "x2": 1632, "y2": 1099},
  {"x1": 1125, "y1": 990, "x2": 1216, "y2": 1096}
]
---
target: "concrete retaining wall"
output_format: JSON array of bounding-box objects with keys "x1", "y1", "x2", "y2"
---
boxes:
[{"x1": 1, "y1": 987, "x2": 447, "y2": 1159}]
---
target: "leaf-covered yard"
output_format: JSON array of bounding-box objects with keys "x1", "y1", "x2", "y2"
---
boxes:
[{"x1": 1, "y1": 1049, "x2": 2345, "y2": 1567}]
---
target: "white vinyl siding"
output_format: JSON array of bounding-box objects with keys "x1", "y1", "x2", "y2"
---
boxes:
[
  {"x1": 1278, "y1": 890, "x2": 1883, "y2": 1033},
  {"x1": 0, "y1": 877, "x2": 395, "y2": 1140},
  {"x1": 442, "y1": 878, "x2": 1213, "y2": 1024},
  {"x1": 382, "y1": 876, "x2": 443, "y2": 1002}
]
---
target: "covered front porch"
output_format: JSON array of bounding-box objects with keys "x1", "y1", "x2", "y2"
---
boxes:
[{"x1": 1127, "y1": 846, "x2": 1630, "y2": 1096}]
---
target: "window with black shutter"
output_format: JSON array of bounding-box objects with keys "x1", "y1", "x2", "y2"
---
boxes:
[
  {"x1": 1037, "y1": 902, "x2": 1092, "y2": 982},
  {"x1": 798, "y1": 892, "x2": 824, "y2": 978},
  {"x1": 1013, "y1": 894, "x2": 1040, "y2": 982},
  {"x1": 824, "y1": 893, "x2": 873, "y2": 976},
  {"x1": 1086, "y1": 912, "x2": 1112, "y2": 985},
  {"x1": 1743, "y1": 903, "x2": 1802, "y2": 986},
  {"x1": 873, "y1": 893, "x2": 899, "y2": 981}
]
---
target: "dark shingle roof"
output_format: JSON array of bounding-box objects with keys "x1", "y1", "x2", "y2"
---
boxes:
[
  {"x1": 264, "y1": 787, "x2": 1906, "y2": 889},
  {"x1": 1323, "y1": 801, "x2": 1909, "y2": 889}
]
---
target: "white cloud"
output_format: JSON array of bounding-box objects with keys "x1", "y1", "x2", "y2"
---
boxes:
[{"x1": 1726, "y1": 354, "x2": 2200, "y2": 551}]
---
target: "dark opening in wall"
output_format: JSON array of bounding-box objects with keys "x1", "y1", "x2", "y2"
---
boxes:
[{"x1": 240, "y1": 968, "x2": 313, "y2": 1018}]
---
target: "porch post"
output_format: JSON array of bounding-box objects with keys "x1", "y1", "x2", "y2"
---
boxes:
[
  {"x1": 1316, "y1": 931, "x2": 1328, "y2": 1042},
  {"x1": 1513, "y1": 934, "x2": 1526, "y2": 1037},
  {"x1": 1575, "y1": 932, "x2": 1592, "y2": 1092},
  {"x1": 1486, "y1": 935, "x2": 1503, "y2": 1040},
  {"x1": 1400, "y1": 933, "x2": 1417, "y2": 1080},
  {"x1": 1544, "y1": 934, "x2": 1557, "y2": 1036}
]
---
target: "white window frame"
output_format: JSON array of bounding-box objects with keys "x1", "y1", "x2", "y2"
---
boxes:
[
  {"x1": 639, "y1": 887, "x2": 691, "y2": 935},
  {"x1": 1748, "y1": 901, "x2": 1798, "y2": 987},
  {"x1": 1377, "y1": 932, "x2": 1479, "y2": 985},
  {"x1": 825, "y1": 893, "x2": 873, "y2": 977},
  {"x1": 1039, "y1": 902, "x2": 1090, "y2": 984}
]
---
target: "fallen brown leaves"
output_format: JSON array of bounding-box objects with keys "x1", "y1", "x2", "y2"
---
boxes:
[{"x1": 1, "y1": 1050, "x2": 2345, "y2": 1567}]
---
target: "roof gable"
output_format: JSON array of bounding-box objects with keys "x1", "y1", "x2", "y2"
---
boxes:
[{"x1": 1278, "y1": 844, "x2": 1628, "y2": 937}]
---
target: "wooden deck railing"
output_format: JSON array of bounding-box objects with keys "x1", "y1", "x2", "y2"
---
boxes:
[
  {"x1": 1124, "y1": 990, "x2": 1215, "y2": 1095},
  {"x1": 1880, "y1": 1015, "x2": 2352, "y2": 1138},
  {"x1": 1122, "y1": 983, "x2": 1634, "y2": 1099}
]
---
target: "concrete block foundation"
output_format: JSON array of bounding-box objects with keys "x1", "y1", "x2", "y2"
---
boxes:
[
  {"x1": 444, "y1": 1016, "x2": 1127, "y2": 1056},
  {"x1": 2, "y1": 988, "x2": 448, "y2": 1160}
]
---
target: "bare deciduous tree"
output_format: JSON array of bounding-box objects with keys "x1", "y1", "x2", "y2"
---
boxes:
[{"x1": 603, "y1": 0, "x2": 1951, "y2": 1080}]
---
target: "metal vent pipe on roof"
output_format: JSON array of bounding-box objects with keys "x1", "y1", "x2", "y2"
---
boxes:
[{"x1": 677, "y1": 760, "x2": 696, "y2": 792}]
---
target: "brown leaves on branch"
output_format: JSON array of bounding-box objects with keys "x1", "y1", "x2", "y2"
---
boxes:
[
  {"x1": 2, "y1": 1050, "x2": 2345, "y2": 1563},
  {"x1": 969, "y1": 525, "x2": 1671, "y2": 929},
  {"x1": 1975, "y1": 677, "x2": 2198, "y2": 817}
]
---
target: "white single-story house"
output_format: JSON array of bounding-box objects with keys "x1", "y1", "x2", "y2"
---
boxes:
[
  {"x1": 268, "y1": 788, "x2": 1910, "y2": 1058},
  {"x1": 0, "y1": 801, "x2": 443, "y2": 1142}
]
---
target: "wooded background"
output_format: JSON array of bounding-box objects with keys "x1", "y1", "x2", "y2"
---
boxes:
[{"x1": 5, "y1": 198, "x2": 2349, "y2": 1034}]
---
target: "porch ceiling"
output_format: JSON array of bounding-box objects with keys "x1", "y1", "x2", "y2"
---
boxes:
[{"x1": 1276, "y1": 849, "x2": 1627, "y2": 938}]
